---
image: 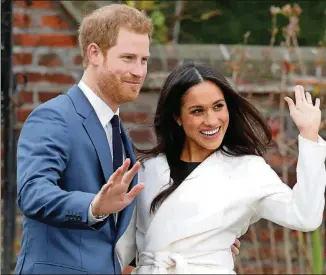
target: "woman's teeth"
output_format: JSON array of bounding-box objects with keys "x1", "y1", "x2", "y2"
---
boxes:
[{"x1": 200, "y1": 127, "x2": 220, "y2": 136}]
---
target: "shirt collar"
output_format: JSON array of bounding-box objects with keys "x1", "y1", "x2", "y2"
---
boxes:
[{"x1": 78, "y1": 80, "x2": 119, "y2": 128}]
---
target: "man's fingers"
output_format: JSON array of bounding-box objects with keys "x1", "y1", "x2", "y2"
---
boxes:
[
  {"x1": 120, "y1": 158, "x2": 131, "y2": 174},
  {"x1": 315, "y1": 98, "x2": 321, "y2": 109},
  {"x1": 126, "y1": 183, "x2": 145, "y2": 200},
  {"x1": 112, "y1": 159, "x2": 131, "y2": 184},
  {"x1": 109, "y1": 182, "x2": 129, "y2": 196},
  {"x1": 117, "y1": 159, "x2": 131, "y2": 182},
  {"x1": 109, "y1": 167, "x2": 123, "y2": 184},
  {"x1": 122, "y1": 161, "x2": 141, "y2": 185},
  {"x1": 101, "y1": 181, "x2": 114, "y2": 193}
]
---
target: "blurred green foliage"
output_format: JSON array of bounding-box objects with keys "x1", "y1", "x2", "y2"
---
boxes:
[
  {"x1": 124, "y1": 0, "x2": 168, "y2": 43},
  {"x1": 179, "y1": 1, "x2": 326, "y2": 46},
  {"x1": 125, "y1": 0, "x2": 326, "y2": 46}
]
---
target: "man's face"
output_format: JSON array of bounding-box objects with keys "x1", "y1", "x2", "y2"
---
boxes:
[{"x1": 97, "y1": 28, "x2": 150, "y2": 108}]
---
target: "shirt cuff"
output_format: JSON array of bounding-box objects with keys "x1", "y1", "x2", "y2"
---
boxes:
[
  {"x1": 87, "y1": 203, "x2": 109, "y2": 225},
  {"x1": 298, "y1": 134, "x2": 326, "y2": 167},
  {"x1": 298, "y1": 134, "x2": 326, "y2": 146}
]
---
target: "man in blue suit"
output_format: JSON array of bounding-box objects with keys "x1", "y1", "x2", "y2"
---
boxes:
[{"x1": 14, "y1": 4, "x2": 153, "y2": 274}]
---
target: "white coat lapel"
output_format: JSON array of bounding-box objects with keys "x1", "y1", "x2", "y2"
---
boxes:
[
  {"x1": 115, "y1": 207, "x2": 137, "y2": 269},
  {"x1": 144, "y1": 151, "x2": 232, "y2": 251}
]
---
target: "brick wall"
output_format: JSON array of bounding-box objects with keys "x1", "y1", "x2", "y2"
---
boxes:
[
  {"x1": 13, "y1": 0, "x2": 80, "y2": 127},
  {"x1": 6, "y1": 0, "x2": 326, "y2": 273}
]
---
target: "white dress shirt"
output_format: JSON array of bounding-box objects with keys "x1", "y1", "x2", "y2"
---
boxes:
[{"x1": 78, "y1": 80, "x2": 123, "y2": 225}]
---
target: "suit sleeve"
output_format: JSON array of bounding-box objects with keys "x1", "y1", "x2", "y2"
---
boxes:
[
  {"x1": 250, "y1": 135, "x2": 326, "y2": 232},
  {"x1": 17, "y1": 105, "x2": 103, "y2": 229}
]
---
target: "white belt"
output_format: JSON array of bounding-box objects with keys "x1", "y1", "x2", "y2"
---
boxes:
[{"x1": 138, "y1": 250, "x2": 233, "y2": 274}]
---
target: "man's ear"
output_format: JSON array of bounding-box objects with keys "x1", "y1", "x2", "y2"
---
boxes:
[{"x1": 87, "y1": 43, "x2": 103, "y2": 66}]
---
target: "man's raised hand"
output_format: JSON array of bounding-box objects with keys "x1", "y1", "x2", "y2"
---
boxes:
[{"x1": 91, "y1": 159, "x2": 144, "y2": 216}]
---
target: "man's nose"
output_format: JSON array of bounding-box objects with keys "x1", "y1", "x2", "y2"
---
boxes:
[{"x1": 130, "y1": 62, "x2": 146, "y2": 78}]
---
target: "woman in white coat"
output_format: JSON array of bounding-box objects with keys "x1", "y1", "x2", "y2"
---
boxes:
[{"x1": 116, "y1": 63, "x2": 325, "y2": 274}]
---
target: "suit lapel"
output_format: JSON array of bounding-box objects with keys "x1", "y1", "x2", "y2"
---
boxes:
[
  {"x1": 67, "y1": 85, "x2": 113, "y2": 182},
  {"x1": 83, "y1": 113, "x2": 113, "y2": 182},
  {"x1": 121, "y1": 125, "x2": 136, "y2": 167},
  {"x1": 115, "y1": 125, "x2": 138, "y2": 241},
  {"x1": 67, "y1": 85, "x2": 137, "y2": 240}
]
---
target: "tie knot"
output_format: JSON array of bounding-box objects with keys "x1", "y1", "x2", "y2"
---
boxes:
[{"x1": 111, "y1": 115, "x2": 120, "y2": 127}]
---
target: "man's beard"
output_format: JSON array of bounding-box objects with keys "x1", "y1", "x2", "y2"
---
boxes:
[{"x1": 99, "y1": 68, "x2": 142, "y2": 105}]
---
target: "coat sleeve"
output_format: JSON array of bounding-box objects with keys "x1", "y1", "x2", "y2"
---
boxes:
[
  {"x1": 249, "y1": 135, "x2": 326, "y2": 232},
  {"x1": 17, "y1": 104, "x2": 103, "y2": 229}
]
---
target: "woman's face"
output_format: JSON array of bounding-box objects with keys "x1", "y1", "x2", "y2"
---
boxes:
[{"x1": 176, "y1": 80, "x2": 229, "y2": 161}]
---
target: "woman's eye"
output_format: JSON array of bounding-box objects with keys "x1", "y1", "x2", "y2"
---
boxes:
[
  {"x1": 191, "y1": 109, "x2": 202, "y2": 114},
  {"x1": 214, "y1": 104, "x2": 224, "y2": 109}
]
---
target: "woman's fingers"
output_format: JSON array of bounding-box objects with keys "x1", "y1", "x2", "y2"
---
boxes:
[
  {"x1": 300, "y1": 85, "x2": 306, "y2": 103},
  {"x1": 305, "y1": 92, "x2": 312, "y2": 104},
  {"x1": 294, "y1": 85, "x2": 303, "y2": 105}
]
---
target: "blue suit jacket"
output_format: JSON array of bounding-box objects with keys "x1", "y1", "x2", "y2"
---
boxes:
[{"x1": 14, "y1": 85, "x2": 137, "y2": 274}]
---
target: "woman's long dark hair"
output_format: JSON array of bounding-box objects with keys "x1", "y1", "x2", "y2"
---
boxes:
[{"x1": 136, "y1": 62, "x2": 273, "y2": 214}]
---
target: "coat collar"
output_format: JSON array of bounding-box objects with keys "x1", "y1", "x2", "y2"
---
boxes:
[{"x1": 143, "y1": 151, "x2": 232, "y2": 250}]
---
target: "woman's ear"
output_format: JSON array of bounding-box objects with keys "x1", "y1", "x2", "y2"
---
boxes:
[{"x1": 174, "y1": 116, "x2": 182, "y2": 126}]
